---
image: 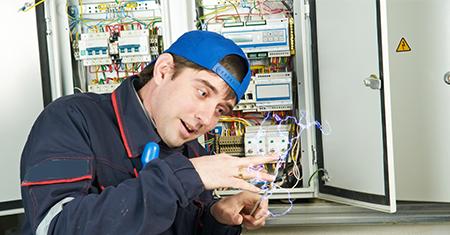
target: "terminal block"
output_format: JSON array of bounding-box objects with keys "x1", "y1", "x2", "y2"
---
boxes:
[{"x1": 215, "y1": 135, "x2": 245, "y2": 157}]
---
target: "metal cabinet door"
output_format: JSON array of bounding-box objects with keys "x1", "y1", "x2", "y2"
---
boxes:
[
  {"x1": 388, "y1": 0, "x2": 450, "y2": 202},
  {"x1": 310, "y1": 0, "x2": 396, "y2": 212}
]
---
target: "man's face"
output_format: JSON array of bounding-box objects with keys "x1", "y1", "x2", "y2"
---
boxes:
[{"x1": 147, "y1": 67, "x2": 236, "y2": 148}]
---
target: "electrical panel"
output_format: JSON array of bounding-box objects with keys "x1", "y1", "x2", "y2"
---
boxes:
[
  {"x1": 67, "y1": 0, "x2": 164, "y2": 93},
  {"x1": 196, "y1": 0, "x2": 304, "y2": 194}
]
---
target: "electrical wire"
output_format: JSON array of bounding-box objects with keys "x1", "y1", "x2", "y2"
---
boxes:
[
  {"x1": 74, "y1": 87, "x2": 85, "y2": 93},
  {"x1": 20, "y1": 0, "x2": 46, "y2": 12},
  {"x1": 307, "y1": 168, "x2": 326, "y2": 187},
  {"x1": 219, "y1": 116, "x2": 252, "y2": 127},
  {"x1": 225, "y1": 0, "x2": 242, "y2": 22}
]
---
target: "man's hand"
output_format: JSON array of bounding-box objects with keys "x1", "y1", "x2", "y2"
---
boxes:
[
  {"x1": 210, "y1": 191, "x2": 269, "y2": 230},
  {"x1": 190, "y1": 154, "x2": 277, "y2": 192}
]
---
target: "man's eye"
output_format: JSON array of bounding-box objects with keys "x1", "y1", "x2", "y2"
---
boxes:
[
  {"x1": 198, "y1": 89, "x2": 207, "y2": 97},
  {"x1": 217, "y1": 107, "x2": 227, "y2": 115}
]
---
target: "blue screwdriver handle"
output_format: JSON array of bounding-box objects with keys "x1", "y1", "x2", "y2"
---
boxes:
[{"x1": 141, "y1": 142, "x2": 160, "y2": 168}]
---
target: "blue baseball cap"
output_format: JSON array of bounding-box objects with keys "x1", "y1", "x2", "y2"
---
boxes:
[{"x1": 163, "y1": 30, "x2": 251, "y2": 103}]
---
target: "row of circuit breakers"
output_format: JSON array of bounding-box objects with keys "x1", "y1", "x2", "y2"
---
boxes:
[
  {"x1": 74, "y1": 0, "x2": 161, "y2": 66},
  {"x1": 77, "y1": 17, "x2": 294, "y2": 112},
  {"x1": 215, "y1": 125, "x2": 291, "y2": 157},
  {"x1": 76, "y1": 29, "x2": 159, "y2": 65}
]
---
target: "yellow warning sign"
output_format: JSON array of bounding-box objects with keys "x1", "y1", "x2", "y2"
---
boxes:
[{"x1": 396, "y1": 37, "x2": 411, "y2": 52}]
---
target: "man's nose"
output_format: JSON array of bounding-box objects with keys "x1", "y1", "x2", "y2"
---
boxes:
[{"x1": 195, "y1": 103, "x2": 216, "y2": 128}]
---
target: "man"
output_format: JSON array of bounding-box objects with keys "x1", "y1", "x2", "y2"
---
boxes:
[{"x1": 20, "y1": 30, "x2": 276, "y2": 234}]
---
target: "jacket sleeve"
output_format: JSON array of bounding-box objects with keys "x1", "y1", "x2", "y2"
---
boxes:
[
  {"x1": 185, "y1": 142, "x2": 242, "y2": 235},
  {"x1": 20, "y1": 98, "x2": 205, "y2": 235}
]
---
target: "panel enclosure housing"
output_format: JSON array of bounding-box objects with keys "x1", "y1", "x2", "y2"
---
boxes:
[{"x1": 214, "y1": 0, "x2": 396, "y2": 213}]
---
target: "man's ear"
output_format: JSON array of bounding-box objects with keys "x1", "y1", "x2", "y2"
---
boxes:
[{"x1": 153, "y1": 53, "x2": 175, "y2": 85}]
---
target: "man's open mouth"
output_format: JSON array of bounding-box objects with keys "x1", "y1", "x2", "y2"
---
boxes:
[{"x1": 181, "y1": 120, "x2": 195, "y2": 133}]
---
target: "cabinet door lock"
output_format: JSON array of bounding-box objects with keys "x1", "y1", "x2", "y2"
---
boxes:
[
  {"x1": 444, "y1": 71, "x2": 450, "y2": 85},
  {"x1": 364, "y1": 74, "x2": 382, "y2": 90}
]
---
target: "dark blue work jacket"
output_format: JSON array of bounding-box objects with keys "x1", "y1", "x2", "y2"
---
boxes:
[{"x1": 20, "y1": 77, "x2": 241, "y2": 235}]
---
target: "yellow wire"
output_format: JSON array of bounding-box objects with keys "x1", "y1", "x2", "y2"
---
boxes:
[
  {"x1": 23, "y1": 0, "x2": 46, "y2": 12},
  {"x1": 225, "y1": 0, "x2": 241, "y2": 21},
  {"x1": 219, "y1": 116, "x2": 252, "y2": 126},
  {"x1": 289, "y1": 125, "x2": 301, "y2": 162},
  {"x1": 199, "y1": 6, "x2": 231, "y2": 21},
  {"x1": 79, "y1": 0, "x2": 83, "y2": 19},
  {"x1": 95, "y1": 66, "x2": 99, "y2": 81}
]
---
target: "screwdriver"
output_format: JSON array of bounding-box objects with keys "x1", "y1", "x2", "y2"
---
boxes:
[
  {"x1": 141, "y1": 142, "x2": 160, "y2": 168},
  {"x1": 249, "y1": 191, "x2": 269, "y2": 216}
]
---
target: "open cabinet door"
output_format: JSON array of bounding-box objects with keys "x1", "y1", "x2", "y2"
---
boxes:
[{"x1": 310, "y1": 0, "x2": 396, "y2": 212}]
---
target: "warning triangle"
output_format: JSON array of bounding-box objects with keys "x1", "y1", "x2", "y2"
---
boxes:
[{"x1": 396, "y1": 37, "x2": 411, "y2": 52}]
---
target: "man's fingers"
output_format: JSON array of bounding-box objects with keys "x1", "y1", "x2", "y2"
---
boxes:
[
  {"x1": 242, "y1": 214, "x2": 255, "y2": 223},
  {"x1": 242, "y1": 214, "x2": 267, "y2": 230},
  {"x1": 252, "y1": 198, "x2": 268, "y2": 217},
  {"x1": 230, "y1": 178, "x2": 260, "y2": 193},
  {"x1": 237, "y1": 167, "x2": 275, "y2": 182},
  {"x1": 235, "y1": 155, "x2": 279, "y2": 181},
  {"x1": 233, "y1": 213, "x2": 243, "y2": 225},
  {"x1": 247, "y1": 170, "x2": 275, "y2": 182},
  {"x1": 240, "y1": 155, "x2": 280, "y2": 167},
  {"x1": 254, "y1": 207, "x2": 268, "y2": 220}
]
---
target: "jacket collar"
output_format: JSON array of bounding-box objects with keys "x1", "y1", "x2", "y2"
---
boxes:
[{"x1": 111, "y1": 76, "x2": 161, "y2": 158}]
